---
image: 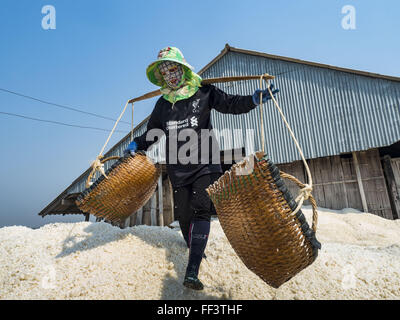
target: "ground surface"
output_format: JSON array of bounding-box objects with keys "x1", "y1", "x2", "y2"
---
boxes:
[{"x1": 1, "y1": 206, "x2": 399, "y2": 300}]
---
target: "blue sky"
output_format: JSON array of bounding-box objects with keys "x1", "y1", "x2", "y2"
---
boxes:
[{"x1": 0, "y1": 0, "x2": 399, "y2": 228}]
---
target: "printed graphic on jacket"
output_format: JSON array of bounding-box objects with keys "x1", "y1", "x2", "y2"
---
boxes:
[
  {"x1": 192, "y1": 99, "x2": 200, "y2": 113},
  {"x1": 190, "y1": 116, "x2": 198, "y2": 128},
  {"x1": 166, "y1": 119, "x2": 189, "y2": 131}
]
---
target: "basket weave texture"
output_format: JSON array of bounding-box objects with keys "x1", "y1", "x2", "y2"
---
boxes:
[
  {"x1": 76, "y1": 153, "x2": 160, "y2": 223},
  {"x1": 206, "y1": 151, "x2": 321, "y2": 288}
]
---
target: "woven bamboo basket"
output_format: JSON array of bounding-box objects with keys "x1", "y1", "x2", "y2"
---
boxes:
[
  {"x1": 206, "y1": 151, "x2": 321, "y2": 288},
  {"x1": 76, "y1": 152, "x2": 160, "y2": 223}
]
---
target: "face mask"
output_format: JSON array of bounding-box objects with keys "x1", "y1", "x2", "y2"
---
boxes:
[{"x1": 158, "y1": 61, "x2": 184, "y2": 89}]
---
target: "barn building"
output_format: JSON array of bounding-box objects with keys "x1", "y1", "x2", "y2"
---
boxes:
[{"x1": 39, "y1": 44, "x2": 400, "y2": 226}]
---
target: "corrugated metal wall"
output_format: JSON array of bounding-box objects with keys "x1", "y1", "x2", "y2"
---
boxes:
[
  {"x1": 67, "y1": 50, "x2": 400, "y2": 194},
  {"x1": 205, "y1": 51, "x2": 400, "y2": 164}
]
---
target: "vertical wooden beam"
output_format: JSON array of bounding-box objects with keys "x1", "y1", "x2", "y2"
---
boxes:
[
  {"x1": 352, "y1": 152, "x2": 368, "y2": 213},
  {"x1": 160, "y1": 175, "x2": 174, "y2": 226},
  {"x1": 382, "y1": 156, "x2": 400, "y2": 220},
  {"x1": 129, "y1": 212, "x2": 137, "y2": 227},
  {"x1": 150, "y1": 193, "x2": 157, "y2": 226},
  {"x1": 119, "y1": 219, "x2": 128, "y2": 229},
  {"x1": 336, "y1": 156, "x2": 349, "y2": 208},
  {"x1": 136, "y1": 207, "x2": 143, "y2": 225},
  {"x1": 169, "y1": 179, "x2": 175, "y2": 223},
  {"x1": 127, "y1": 215, "x2": 133, "y2": 227},
  {"x1": 158, "y1": 176, "x2": 164, "y2": 227},
  {"x1": 342, "y1": 180, "x2": 349, "y2": 208}
]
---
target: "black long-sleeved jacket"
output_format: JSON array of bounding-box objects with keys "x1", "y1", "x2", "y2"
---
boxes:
[{"x1": 134, "y1": 84, "x2": 256, "y2": 187}]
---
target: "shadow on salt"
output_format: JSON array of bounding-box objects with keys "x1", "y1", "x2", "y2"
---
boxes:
[{"x1": 55, "y1": 222, "x2": 223, "y2": 300}]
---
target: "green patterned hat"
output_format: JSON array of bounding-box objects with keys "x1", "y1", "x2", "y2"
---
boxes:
[{"x1": 146, "y1": 47, "x2": 197, "y2": 87}]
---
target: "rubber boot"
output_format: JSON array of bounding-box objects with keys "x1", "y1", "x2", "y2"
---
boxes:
[{"x1": 183, "y1": 220, "x2": 210, "y2": 290}]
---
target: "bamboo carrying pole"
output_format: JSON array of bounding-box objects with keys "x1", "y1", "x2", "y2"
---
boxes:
[{"x1": 127, "y1": 75, "x2": 275, "y2": 104}]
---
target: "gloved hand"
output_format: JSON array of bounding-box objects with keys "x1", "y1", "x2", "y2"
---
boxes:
[
  {"x1": 124, "y1": 141, "x2": 138, "y2": 156},
  {"x1": 252, "y1": 83, "x2": 280, "y2": 105}
]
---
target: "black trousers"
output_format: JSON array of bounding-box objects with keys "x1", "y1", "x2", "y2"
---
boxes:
[{"x1": 172, "y1": 173, "x2": 221, "y2": 247}]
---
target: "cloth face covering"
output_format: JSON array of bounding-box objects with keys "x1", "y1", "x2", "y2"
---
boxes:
[{"x1": 158, "y1": 61, "x2": 184, "y2": 89}]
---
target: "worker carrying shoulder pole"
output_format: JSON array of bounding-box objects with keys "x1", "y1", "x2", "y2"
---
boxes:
[{"x1": 125, "y1": 47, "x2": 279, "y2": 290}]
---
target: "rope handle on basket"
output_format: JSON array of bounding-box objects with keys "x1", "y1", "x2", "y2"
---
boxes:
[
  {"x1": 85, "y1": 156, "x2": 121, "y2": 188},
  {"x1": 258, "y1": 74, "x2": 318, "y2": 232},
  {"x1": 86, "y1": 99, "x2": 135, "y2": 189},
  {"x1": 279, "y1": 172, "x2": 318, "y2": 233}
]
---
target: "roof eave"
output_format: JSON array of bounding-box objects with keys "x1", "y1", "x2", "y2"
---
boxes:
[{"x1": 213, "y1": 44, "x2": 400, "y2": 82}]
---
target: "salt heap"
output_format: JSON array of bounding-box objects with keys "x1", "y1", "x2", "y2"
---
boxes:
[{"x1": 0, "y1": 207, "x2": 399, "y2": 300}]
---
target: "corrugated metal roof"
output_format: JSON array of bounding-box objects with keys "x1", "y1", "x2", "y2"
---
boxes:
[
  {"x1": 200, "y1": 44, "x2": 400, "y2": 82},
  {"x1": 43, "y1": 44, "x2": 400, "y2": 207}
]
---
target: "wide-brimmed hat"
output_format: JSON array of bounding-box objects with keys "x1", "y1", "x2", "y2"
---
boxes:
[{"x1": 146, "y1": 47, "x2": 195, "y2": 87}]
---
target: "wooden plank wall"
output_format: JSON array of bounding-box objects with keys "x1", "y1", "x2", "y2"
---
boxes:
[
  {"x1": 391, "y1": 158, "x2": 400, "y2": 185},
  {"x1": 308, "y1": 154, "x2": 362, "y2": 210},
  {"x1": 162, "y1": 177, "x2": 175, "y2": 226},
  {"x1": 278, "y1": 149, "x2": 394, "y2": 219},
  {"x1": 357, "y1": 150, "x2": 392, "y2": 219},
  {"x1": 382, "y1": 156, "x2": 400, "y2": 220},
  {"x1": 120, "y1": 169, "x2": 175, "y2": 228}
]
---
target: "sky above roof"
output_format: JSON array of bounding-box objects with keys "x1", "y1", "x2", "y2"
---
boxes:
[{"x1": 0, "y1": 0, "x2": 399, "y2": 228}]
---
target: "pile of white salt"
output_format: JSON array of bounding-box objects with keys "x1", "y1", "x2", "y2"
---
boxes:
[{"x1": 0, "y1": 207, "x2": 399, "y2": 300}]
